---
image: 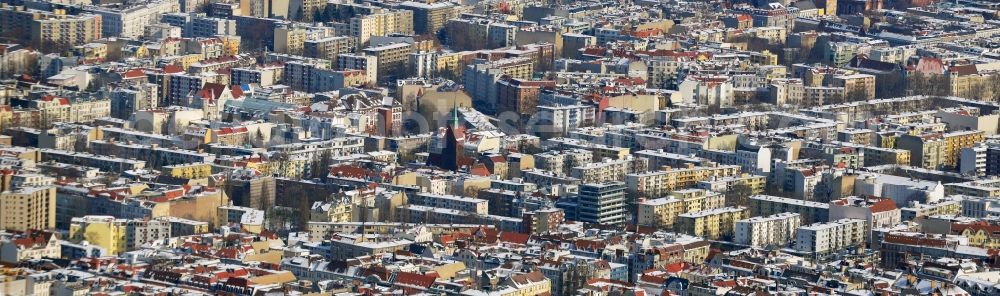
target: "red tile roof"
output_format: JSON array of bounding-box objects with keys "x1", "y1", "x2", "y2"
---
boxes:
[
  {"x1": 498, "y1": 232, "x2": 530, "y2": 245},
  {"x1": 122, "y1": 69, "x2": 146, "y2": 79},
  {"x1": 870, "y1": 198, "x2": 897, "y2": 213},
  {"x1": 394, "y1": 272, "x2": 436, "y2": 288}
]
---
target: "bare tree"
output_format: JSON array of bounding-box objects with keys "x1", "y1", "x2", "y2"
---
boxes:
[{"x1": 727, "y1": 183, "x2": 756, "y2": 207}]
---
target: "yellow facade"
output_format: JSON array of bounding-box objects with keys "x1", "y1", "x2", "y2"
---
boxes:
[
  {"x1": 943, "y1": 130, "x2": 984, "y2": 168},
  {"x1": 69, "y1": 217, "x2": 127, "y2": 255},
  {"x1": 311, "y1": 201, "x2": 354, "y2": 223},
  {"x1": 675, "y1": 207, "x2": 747, "y2": 240},
  {"x1": 435, "y1": 52, "x2": 463, "y2": 80},
  {"x1": 220, "y1": 35, "x2": 241, "y2": 56},
  {"x1": 151, "y1": 190, "x2": 230, "y2": 227},
  {"x1": 629, "y1": 165, "x2": 742, "y2": 198},
  {"x1": 683, "y1": 242, "x2": 710, "y2": 264},
  {"x1": 164, "y1": 163, "x2": 213, "y2": 179},
  {"x1": 959, "y1": 228, "x2": 1000, "y2": 249},
  {"x1": 950, "y1": 74, "x2": 996, "y2": 100},
  {"x1": 638, "y1": 190, "x2": 725, "y2": 229},
  {"x1": 0, "y1": 187, "x2": 56, "y2": 232},
  {"x1": 861, "y1": 146, "x2": 910, "y2": 166}
]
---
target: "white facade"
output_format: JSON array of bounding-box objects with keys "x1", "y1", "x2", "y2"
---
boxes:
[
  {"x1": 794, "y1": 219, "x2": 866, "y2": 254},
  {"x1": 735, "y1": 212, "x2": 801, "y2": 248},
  {"x1": 678, "y1": 76, "x2": 735, "y2": 107},
  {"x1": 853, "y1": 174, "x2": 944, "y2": 208},
  {"x1": 959, "y1": 145, "x2": 987, "y2": 178},
  {"x1": 535, "y1": 104, "x2": 596, "y2": 137},
  {"x1": 86, "y1": 1, "x2": 179, "y2": 38}
]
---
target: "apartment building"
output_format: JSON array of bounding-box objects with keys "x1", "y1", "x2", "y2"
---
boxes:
[
  {"x1": 734, "y1": 212, "x2": 801, "y2": 248},
  {"x1": 336, "y1": 53, "x2": 378, "y2": 85},
  {"x1": 225, "y1": 172, "x2": 276, "y2": 210},
  {"x1": 577, "y1": 182, "x2": 627, "y2": 226},
  {"x1": 942, "y1": 130, "x2": 985, "y2": 169},
  {"x1": 899, "y1": 199, "x2": 961, "y2": 221},
  {"x1": 84, "y1": 0, "x2": 178, "y2": 38},
  {"x1": 307, "y1": 234, "x2": 411, "y2": 260},
  {"x1": 68, "y1": 215, "x2": 171, "y2": 255},
  {"x1": 794, "y1": 219, "x2": 867, "y2": 255},
  {"x1": 0, "y1": 231, "x2": 60, "y2": 263},
  {"x1": 803, "y1": 86, "x2": 844, "y2": 106},
  {"x1": 829, "y1": 196, "x2": 901, "y2": 240},
  {"x1": 523, "y1": 208, "x2": 564, "y2": 235},
  {"x1": 40, "y1": 147, "x2": 147, "y2": 172},
  {"x1": 273, "y1": 24, "x2": 306, "y2": 55},
  {"x1": 408, "y1": 193, "x2": 489, "y2": 215},
  {"x1": 363, "y1": 42, "x2": 414, "y2": 82},
  {"x1": 303, "y1": 36, "x2": 357, "y2": 60},
  {"x1": 350, "y1": 9, "x2": 414, "y2": 45},
  {"x1": 464, "y1": 58, "x2": 536, "y2": 114},
  {"x1": 570, "y1": 157, "x2": 632, "y2": 184},
  {"x1": 398, "y1": 1, "x2": 459, "y2": 35},
  {"x1": 231, "y1": 63, "x2": 284, "y2": 87},
  {"x1": 497, "y1": 78, "x2": 555, "y2": 115},
  {"x1": 749, "y1": 194, "x2": 830, "y2": 224},
  {"x1": 947, "y1": 180, "x2": 1000, "y2": 198},
  {"x1": 29, "y1": 10, "x2": 104, "y2": 50},
  {"x1": 534, "y1": 104, "x2": 596, "y2": 138},
  {"x1": 561, "y1": 33, "x2": 596, "y2": 59},
  {"x1": 858, "y1": 145, "x2": 911, "y2": 166},
  {"x1": 936, "y1": 107, "x2": 999, "y2": 136},
  {"x1": 832, "y1": 74, "x2": 876, "y2": 100},
  {"x1": 88, "y1": 140, "x2": 216, "y2": 168},
  {"x1": 31, "y1": 96, "x2": 111, "y2": 126},
  {"x1": 217, "y1": 205, "x2": 265, "y2": 233},
  {"x1": 625, "y1": 165, "x2": 741, "y2": 199},
  {"x1": 190, "y1": 15, "x2": 237, "y2": 37},
  {"x1": 166, "y1": 73, "x2": 214, "y2": 106},
  {"x1": 0, "y1": 186, "x2": 57, "y2": 232},
  {"x1": 675, "y1": 206, "x2": 747, "y2": 240},
  {"x1": 308, "y1": 69, "x2": 368, "y2": 93},
  {"x1": 534, "y1": 149, "x2": 592, "y2": 176},
  {"x1": 897, "y1": 133, "x2": 948, "y2": 170},
  {"x1": 696, "y1": 174, "x2": 767, "y2": 200},
  {"x1": 678, "y1": 75, "x2": 735, "y2": 107},
  {"x1": 768, "y1": 78, "x2": 805, "y2": 105},
  {"x1": 637, "y1": 189, "x2": 725, "y2": 229}
]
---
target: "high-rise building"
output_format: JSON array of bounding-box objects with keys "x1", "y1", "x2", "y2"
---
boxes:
[
  {"x1": 84, "y1": 0, "x2": 177, "y2": 39},
  {"x1": 9, "y1": 4, "x2": 104, "y2": 49},
  {"x1": 398, "y1": 1, "x2": 458, "y2": 35},
  {"x1": 363, "y1": 42, "x2": 414, "y2": 82},
  {"x1": 350, "y1": 10, "x2": 414, "y2": 45},
  {"x1": 577, "y1": 182, "x2": 627, "y2": 226},
  {"x1": 0, "y1": 186, "x2": 56, "y2": 232}
]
